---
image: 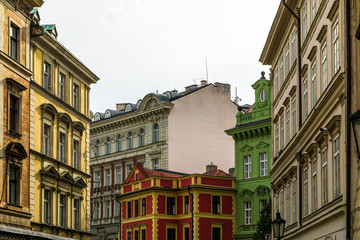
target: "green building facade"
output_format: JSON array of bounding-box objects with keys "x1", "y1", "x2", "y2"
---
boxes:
[{"x1": 226, "y1": 72, "x2": 272, "y2": 239}]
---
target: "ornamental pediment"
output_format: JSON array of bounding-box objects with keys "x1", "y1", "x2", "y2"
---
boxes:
[
  {"x1": 240, "y1": 144, "x2": 253, "y2": 151},
  {"x1": 255, "y1": 141, "x2": 269, "y2": 149}
]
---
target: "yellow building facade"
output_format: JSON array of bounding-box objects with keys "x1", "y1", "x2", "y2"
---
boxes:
[{"x1": 29, "y1": 10, "x2": 99, "y2": 239}]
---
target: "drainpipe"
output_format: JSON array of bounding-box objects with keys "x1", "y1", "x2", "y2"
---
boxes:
[
  {"x1": 117, "y1": 198, "x2": 122, "y2": 240},
  {"x1": 187, "y1": 186, "x2": 194, "y2": 240},
  {"x1": 345, "y1": 0, "x2": 351, "y2": 238},
  {"x1": 282, "y1": 0, "x2": 302, "y2": 127}
]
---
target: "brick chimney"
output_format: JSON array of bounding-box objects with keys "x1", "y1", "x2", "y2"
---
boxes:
[
  {"x1": 200, "y1": 80, "x2": 207, "y2": 86},
  {"x1": 206, "y1": 163, "x2": 217, "y2": 172}
]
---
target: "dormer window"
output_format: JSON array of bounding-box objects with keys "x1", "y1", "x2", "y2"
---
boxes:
[
  {"x1": 94, "y1": 113, "x2": 101, "y2": 121},
  {"x1": 125, "y1": 104, "x2": 132, "y2": 112},
  {"x1": 104, "y1": 110, "x2": 111, "y2": 118},
  {"x1": 136, "y1": 100, "x2": 142, "y2": 109},
  {"x1": 260, "y1": 89, "x2": 266, "y2": 102},
  {"x1": 165, "y1": 92, "x2": 171, "y2": 98}
]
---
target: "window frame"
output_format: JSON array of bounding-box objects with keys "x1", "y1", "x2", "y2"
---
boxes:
[
  {"x1": 9, "y1": 23, "x2": 19, "y2": 60},
  {"x1": 332, "y1": 20, "x2": 339, "y2": 75},
  {"x1": 311, "y1": 61, "x2": 317, "y2": 108},
  {"x1": 139, "y1": 128, "x2": 145, "y2": 146},
  {"x1": 128, "y1": 131, "x2": 133, "y2": 149},
  {"x1": 260, "y1": 152, "x2": 267, "y2": 177},
  {"x1": 212, "y1": 195, "x2": 221, "y2": 214},
  {"x1": 43, "y1": 61, "x2": 52, "y2": 92},
  {"x1": 303, "y1": 167, "x2": 308, "y2": 217},
  {"x1": 333, "y1": 134, "x2": 340, "y2": 197},
  {"x1": 8, "y1": 165, "x2": 20, "y2": 205},
  {"x1": 244, "y1": 155, "x2": 252, "y2": 179},
  {"x1": 142, "y1": 198, "x2": 146, "y2": 216},
  {"x1": 312, "y1": 158, "x2": 317, "y2": 211},
  {"x1": 59, "y1": 193, "x2": 67, "y2": 227},
  {"x1": 43, "y1": 188, "x2": 52, "y2": 224},
  {"x1": 73, "y1": 198, "x2": 80, "y2": 230},
  {"x1": 59, "y1": 72, "x2": 66, "y2": 101},
  {"x1": 321, "y1": 42, "x2": 327, "y2": 93},
  {"x1": 167, "y1": 197, "x2": 176, "y2": 215},
  {"x1": 153, "y1": 124, "x2": 159, "y2": 143},
  {"x1": 321, "y1": 147, "x2": 328, "y2": 205},
  {"x1": 244, "y1": 201, "x2": 252, "y2": 225}
]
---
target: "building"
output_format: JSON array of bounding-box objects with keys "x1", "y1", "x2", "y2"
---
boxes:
[
  {"x1": 0, "y1": 0, "x2": 47, "y2": 238},
  {"x1": 28, "y1": 9, "x2": 99, "y2": 239},
  {"x1": 226, "y1": 72, "x2": 272, "y2": 239},
  {"x1": 89, "y1": 82, "x2": 237, "y2": 239},
  {"x1": 260, "y1": 0, "x2": 350, "y2": 239},
  {"x1": 117, "y1": 162, "x2": 235, "y2": 240}
]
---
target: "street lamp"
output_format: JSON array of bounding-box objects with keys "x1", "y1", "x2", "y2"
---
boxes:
[
  {"x1": 272, "y1": 211, "x2": 286, "y2": 240},
  {"x1": 350, "y1": 110, "x2": 360, "y2": 159}
]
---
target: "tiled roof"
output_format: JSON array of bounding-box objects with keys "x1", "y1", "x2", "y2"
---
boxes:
[
  {"x1": 203, "y1": 169, "x2": 233, "y2": 177},
  {"x1": 143, "y1": 168, "x2": 187, "y2": 178}
]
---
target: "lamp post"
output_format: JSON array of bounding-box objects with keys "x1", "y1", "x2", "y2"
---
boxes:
[
  {"x1": 350, "y1": 110, "x2": 360, "y2": 159},
  {"x1": 272, "y1": 211, "x2": 286, "y2": 240}
]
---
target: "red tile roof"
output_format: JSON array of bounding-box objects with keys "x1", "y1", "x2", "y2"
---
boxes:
[
  {"x1": 203, "y1": 169, "x2": 233, "y2": 177},
  {"x1": 143, "y1": 168, "x2": 185, "y2": 178}
]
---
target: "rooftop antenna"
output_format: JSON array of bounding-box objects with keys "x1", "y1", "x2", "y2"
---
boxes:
[
  {"x1": 156, "y1": 80, "x2": 159, "y2": 94},
  {"x1": 205, "y1": 57, "x2": 209, "y2": 81},
  {"x1": 233, "y1": 87, "x2": 242, "y2": 104}
]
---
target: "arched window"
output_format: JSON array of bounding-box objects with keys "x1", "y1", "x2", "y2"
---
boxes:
[
  {"x1": 117, "y1": 135, "x2": 122, "y2": 152},
  {"x1": 96, "y1": 140, "x2": 100, "y2": 156},
  {"x1": 128, "y1": 132, "x2": 133, "y2": 149},
  {"x1": 104, "y1": 110, "x2": 111, "y2": 118},
  {"x1": 125, "y1": 104, "x2": 132, "y2": 112},
  {"x1": 94, "y1": 113, "x2": 100, "y2": 121},
  {"x1": 139, "y1": 128, "x2": 145, "y2": 147},
  {"x1": 153, "y1": 124, "x2": 159, "y2": 143},
  {"x1": 106, "y1": 137, "x2": 111, "y2": 154}
]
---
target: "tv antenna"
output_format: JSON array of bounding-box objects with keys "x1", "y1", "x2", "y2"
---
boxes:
[{"x1": 233, "y1": 87, "x2": 242, "y2": 104}]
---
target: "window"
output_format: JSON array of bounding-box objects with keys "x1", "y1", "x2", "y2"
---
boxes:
[
  {"x1": 285, "y1": 108, "x2": 290, "y2": 145},
  {"x1": 44, "y1": 62, "x2": 51, "y2": 91},
  {"x1": 285, "y1": 184, "x2": 290, "y2": 224},
  {"x1": 9, "y1": 166, "x2": 19, "y2": 205},
  {"x1": 212, "y1": 227, "x2": 221, "y2": 240},
  {"x1": 303, "y1": 78, "x2": 308, "y2": 120},
  {"x1": 244, "y1": 201, "x2": 251, "y2": 225},
  {"x1": 167, "y1": 197, "x2": 176, "y2": 215},
  {"x1": 117, "y1": 135, "x2": 122, "y2": 151},
  {"x1": 302, "y1": 1, "x2": 307, "y2": 42},
  {"x1": 260, "y1": 152, "x2": 267, "y2": 177},
  {"x1": 142, "y1": 198, "x2": 146, "y2": 216},
  {"x1": 275, "y1": 125, "x2": 279, "y2": 156},
  {"x1": 280, "y1": 189, "x2": 284, "y2": 218},
  {"x1": 73, "y1": 140, "x2": 79, "y2": 169},
  {"x1": 184, "y1": 195, "x2": 190, "y2": 214},
  {"x1": 94, "y1": 171, "x2": 101, "y2": 188},
  {"x1": 153, "y1": 124, "x2": 159, "y2": 143},
  {"x1": 9, "y1": 95, "x2": 20, "y2": 133},
  {"x1": 134, "y1": 230, "x2": 139, "y2": 240},
  {"x1": 260, "y1": 89, "x2": 266, "y2": 102},
  {"x1": 105, "y1": 169, "x2": 111, "y2": 186},
  {"x1": 292, "y1": 179, "x2": 297, "y2": 223},
  {"x1": 44, "y1": 189, "x2": 52, "y2": 224},
  {"x1": 333, "y1": 21, "x2": 339, "y2": 74},
  {"x1": 134, "y1": 199, "x2": 139, "y2": 217},
  {"x1": 128, "y1": 132, "x2": 133, "y2": 149},
  {"x1": 280, "y1": 118, "x2": 284, "y2": 150},
  {"x1": 127, "y1": 201, "x2": 132, "y2": 218},
  {"x1": 116, "y1": 167, "x2": 122, "y2": 184},
  {"x1": 104, "y1": 200, "x2": 111, "y2": 218},
  {"x1": 333, "y1": 135, "x2": 340, "y2": 197},
  {"x1": 279, "y1": 54, "x2": 284, "y2": 87},
  {"x1": 10, "y1": 24, "x2": 18, "y2": 60},
  {"x1": 311, "y1": 0, "x2": 316, "y2": 23},
  {"x1": 43, "y1": 124, "x2": 51, "y2": 156},
  {"x1": 106, "y1": 137, "x2": 111, "y2": 154},
  {"x1": 303, "y1": 168, "x2": 308, "y2": 216},
  {"x1": 321, "y1": 43, "x2": 327, "y2": 93},
  {"x1": 212, "y1": 196, "x2": 220, "y2": 214},
  {"x1": 141, "y1": 229, "x2": 146, "y2": 240},
  {"x1": 285, "y1": 41, "x2": 289, "y2": 76},
  {"x1": 59, "y1": 133, "x2": 65, "y2": 163},
  {"x1": 322, "y1": 148, "x2": 328, "y2": 204},
  {"x1": 59, "y1": 73, "x2": 65, "y2": 101},
  {"x1": 73, "y1": 83, "x2": 79, "y2": 110},
  {"x1": 291, "y1": 27, "x2": 296, "y2": 64},
  {"x1": 126, "y1": 164, "x2": 133, "y2": 179},
  {"x1": 96, "y1": 139, "x2": 100, "y2": 156},
  {"x1": 167, "y1": 228, "x2": 176, "y2": 240},
  {"x1": 291, "y1": 98, "x2": 296, "y2": 137},
  {"x1": 260, "y1": 199, "x2": 266, "y2": 212},
  {"x1": 312, "y1": 159, "x2": 317, "y2": 211},
  {"x1": 274, "y1": 67, "x2": 278, "y2": 96},
  {"x1": 311, "y1": 61, "x2": 317, "y2": 108},
  {"x1": 244, "y1": 155, "x2": 252, "y2": 179},
  {"x1": 139, "y1": 128, "x2": 145, "y2": 146},
  {"x1": 184, "y1": 227, "x2": 190, "y2": 240},
  {"x1": 153, "y1": 159, "x2": 160, "y2": 170},
  {"x1": 104, "y1": 110, "x2": 111, "y2": 118},
  {"x1": 59, "y1": 194, "x2": 67, "y2": 227},
  {"x1": 127, "y1": 231, "x2": 131, "y2": 240},
  {"x1": 73, "y1": 198, "x2": 80, "y2": 229},
  {"x1": 94, "y1": 202, "x2": 100, "y2": 219}
]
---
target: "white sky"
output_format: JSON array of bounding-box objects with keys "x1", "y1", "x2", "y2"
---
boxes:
[{"x1": 39, "y1": 0, "x2": 280, "y2": 113}]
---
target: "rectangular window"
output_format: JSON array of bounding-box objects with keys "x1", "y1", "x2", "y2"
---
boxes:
[
  {"x1": 59, "y1": 194, "x2": 67, "y2": 227},
  {"x1": 291, "y1": 98, "x2": 296, "y2": 137},
  {"x1": 127, "y1": 232, "x2": 131, "y2": 240},
  {"x1": 274, "y1": 67, "x2": 278, "y2": 97},
  {"x1": 59, "y1": 73, "x2": 65, "y2": 101},
  {"x1": 167, "y1": 197, "x2": 176, "y2": 215},
  {"x1": 303, "y1": 78, "x2": 308, "y2": 120},
  {"x1": 212, "y1": 196, "x2": 220, "y2": 214},
  {"x1": 280, "y1": 118, "x2": 284, "y2": 150},
  {"x1": 142, "y1": 198, "x2": 146, "y2": 216},
  {"x1": 44, "y1": 62, "x2": 51, "y2": 91},
  {"x1": 280, "y1": 55, "x2": 284, "y2": 87},
  {"x1": 9, "y1": 95, "x2": 20, "y2": 133},
  {"x1": 184, "y1": 227, "x2": 190, "y2": 240},
  {"x1": 322, "y1": 148, "x2": 328, "y2": 204},
  {"x1": 9, "y1": 166, "x2": 18, "y2": 205},
  {"x1": 275, "y1": 126, "x2": 279, "y2": 156},
  {"x1": 312, "y1": 159, "x2": 317, "y2": 211},
  {"x1": 134, "y1": 230, "x2": 139, "y2": 240},
  {"x1": 94, "y1": 171, "x2": 101, "y2": 188},
  {"x1": 280, "y1": 189, "x2": 284, "y2": 218},
  {"x1": 333, "y1": 21, "x2": 339, "y2": 74},
  {"x1": 244, "y1": 155, "x2": 252, "y2": 179},
  {"x1": 285, "y1": 41, "x2": 289, "y2": 76},
  {"x1": 59, "y1": 133, "x2": 65, "y2": 163},
  {"x1": 321, "y1": 43, "x2": 327, "y2": 93},
  {"x1": 73, "y1": 140, "x2": 79, "y2": 169},
  {"x1": 285, "y1": 108, "x2": 290, "y2": 145},
  {"x1": 311, "y1": 0, "x2": 316, "y2": 22},
  {"x1": 116, "y1": 167, "x2": 122, "y2": 184},
  {"x1": 94, "y1": 202, "x2": 100, "y2": 219},
  {"x1": 167, "y1": 228, "x2": 176, "y2": 240},
  {"x1": 260, "y1": 152, "x2": 267, "y2": 177},
  {"x1": 244, "y1": 201, "x2": 252, "y2": 225},
  {"x1": 73, "y1": 83, "x2": 79, "y2": 110},
  {"x1": 10, "y1": 24, "x2": 18, "y2": 60},
  {"x1": 303, "y1": 168, "x2": 308, "y2": 216},
  {"x1": 126, "y1": 164, "x2": 133, "y2": 179},
  {"x1": 311, "y1": 61, "x2": 317, "y2": 108},
  {"x1": 184, "y1": 195, "x2": 190, "y2": 214},
  {"x1": 292, "y1": 179, "x2": 297, "y2": 223},
  {"x1": 105, "y1": 169, "x2": 111, "y2": 186},
  {"x1": 153, "y1": 159, "x2": 160, "y2": 170},
  {"x1": 104, "y1": 200, "x2": 110, "y2": 218},
  {"x1": 44, "y1": 124, "x2": 51, "y2": 156},
  {"x1": 44, "y1": 189, "x2": 51, "y2": 224},
  {"x1": 260, "y1": 199, "x2": 266, "y2": 212},
  {"x1": 302, "y1": 1, "x2": 307, "y2": 42},
  {"x1": 286, "y1": 184, "x2": 290, "y2": 224},
  {"x1": 333, "y1": 136, "x2": 340, "y2": 197},
  {"x1": 127, "y1": 201, "x2": 132, "y2": 218},
  {"x1": 141, "y1": 229, "x2": 146, "y2": 240},
  {"x1": 291, "y1": 27, "x2": 296, "y2": 64},
  {"x1": 212, "y1": 227, "x2": 221, "y2": 240},
  {"x1": 135, "y1": 199, "x2": 139, "y2": 217},
  {"x1": 73, "y1": 198, "x2": 79, "y2": 229}
]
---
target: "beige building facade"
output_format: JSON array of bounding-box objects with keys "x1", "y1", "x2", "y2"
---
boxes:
[{"x1": 260, "y1": 0, "x2": 350, "y2": 239}]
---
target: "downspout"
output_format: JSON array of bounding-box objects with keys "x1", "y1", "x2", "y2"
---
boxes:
[
  {"x1": 282, "y1": 0, "x2": 302, "y2": 127},
  {"x1": 187, "y1": 186, "x2": 194, "y2": 240},
  {"x1": 117, "y1": 198, "x2": 122, "y2": 240},
  {"x1": 345, "y1": 0, "x2": 351, "y2": 238}
]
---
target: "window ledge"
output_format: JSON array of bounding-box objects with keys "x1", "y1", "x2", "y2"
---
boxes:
[{"x1": 7, "y1": 130, "x2": 22, "y2": 139}]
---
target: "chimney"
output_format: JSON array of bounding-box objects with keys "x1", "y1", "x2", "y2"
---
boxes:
[
  {"x1": 116, "y1": 103, "x2": 126, "y2": 111},
  {"x1": 200, "y1": 80, "x2": 207, "y2": 86},
  {"x1": 185, "y1": 84, "x2": 198, "y2": 92},
  {"x1": 228, "y1": 168, "x2": 235, "y2": 176},
  {"x1": 206, "y1": 163, "x2": 217, "y2": 172}
]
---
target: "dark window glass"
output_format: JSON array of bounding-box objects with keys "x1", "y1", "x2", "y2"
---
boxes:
[
  {"x1": 9, "y1": 166, "x2": 18, "y2": 205},
  {"x1": 167, "y1": 197, "x2": 175, "y2": 215},
  {"x1": 167, "y1": 228, "x2": 176, "y2": 240},
  {"x1": 44, "y1": 124, "x2": 50, "y2": 156},
  {"x1": 134, "y1": 230, "x2": 139, "y2": 240},
  {"x1": 142, "y1": 198, "x2": 146, "y2": 215},
  {"x1": 141, "y1": 229, "x2": 146, "y2": 240},
  {"x1": 127, "y1": 201, "x2": 132, "y2": 218},
  {"x1": 127, "y1": 231, "x2": 131, "y2": 240},
  {"x1": 10, "y1": 25, "x2": 18, "y2": 60},
  {"x1": 184, "y1": 196, "x2": 189, "y2": 214},
  {"x1": 212, "y1": 196, "x2": 220, "y2": 214},
  {"x1": 59, "y1": 194, "x2": 66, "y2": 227},
  {"x1": 212, "y1": 227, "x2": 221, "y2": 240},
  {"x1": 184, "y1": 227, "x2": 190, "y2": 240},
  {"x1": 44, "y1": 189, "x2": 51, "y2": 224},
  {"x1": 135, "y1": 199, "x2": 139, "y2": 217},
  {"x1": 44, "y1": 62, "x2": 51, "y2": 91},
  {"x1": 73, "y1": 140, "x2": 79, "y2": 169},
  {"x1": 9, "y1": 95, "x2": 19, "y2": 132},
  {"x1": 59, "y1": 73, "x2": 65, "y2": 100},
  {"x1": 59, "y1": 133, "x2": 65, "y2": 162},
  {"x1": 73, "y1": 198, "x2": 79, "y2": 229}
]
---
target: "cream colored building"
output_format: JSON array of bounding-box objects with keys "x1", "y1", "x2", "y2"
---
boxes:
[
  {"x1": 89, "y1": 81, "x2": 237, "y2": 239},
  {"x1": 260, "y1": 0, "x2": 349, "y2": 239}
]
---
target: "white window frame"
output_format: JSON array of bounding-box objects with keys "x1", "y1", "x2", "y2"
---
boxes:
[
  {"x1": 303, "y1": 78, "x2": 308, "y2": 119},
  {"x1": 116, "y1": 166, "x2": 122, "y2": 184},
  {"x1": 311, "y1": 0, "x2": 316, "y2": 23},
  {"x1": 333, "y1": 20, "x2": 339, "y2": 75},
  {"x1": 275, "y1": 125, "x2": 279, "y2": 156},
  {"x1": 303, "y1": 167, "x2": 308, "y2": 216},
  {"x1": 105, "y1": 168, "x2": 111, "y2": 186},
  {"x1": 302, "y1": 1, "x2": 307, "y2": 42},
  {"x1": 291, "y1": 98, "x2": 296, "y2": 137},
  {"x1": 153, "y1": 158, "x2": 160, "y2": 170},
  {"x1": 285, "y1": 41, "x2": 289, "y2": 76},
  {"x1": 280, "y1": 54, "x2": 284, "y2": 87},
  {"x1": 311, "y1": 61, "x2": 317, "y2": 108},
  {"x1": 312, "y1": 158, "x2": 317, "y2": 211},
  {"x1": 291, "y1": 27, "x2": 296, "y2": 64},
  {"x1": 333, "y1": 134, "x2": 340, "y2": 197},
  {"x1": 274, "y1": 67, "x2": 279, "y2": 97},
  {"x1": 321, "y1": 43, "x2": 327, "y2": 93},
  {"x1": 244, "y1": 155, "x2": 252, "y2": 179},
  {"x1": 322, "y1": 147, "x2": 328, "y2": 205},
  {"x1": 260, "y1": 152, "x2": 267, "y2": 177},
  {"x1": 244, "y1": 201, "x2": 252, "y2": 225},
  {"x1": 285, "y1": 108, "x2": 290, "y2": 145},
  {"x1": 94, "y1": 171, "x2": 101, "y2": 188},
  {"x1": 106, "y1": 137, "x2": 111, "y2": 154}
]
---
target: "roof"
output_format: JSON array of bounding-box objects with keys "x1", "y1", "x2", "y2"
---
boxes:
[
  {"x1": 143, "y1": 168, "x2": 187, "y2": 178},
  {"x1": 203, "y1": 169, "x2": 233, "y2": 178}
]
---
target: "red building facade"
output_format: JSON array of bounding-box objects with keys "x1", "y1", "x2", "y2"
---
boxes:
[{"x1": 118, "y1": 163, "x2": 236, "y2": 240}]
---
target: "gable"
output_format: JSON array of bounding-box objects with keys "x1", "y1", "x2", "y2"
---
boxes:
[
  {"x1": 125, "y1": 163, "x2": 149, "y2": 183},
  {"x1": 240, "y1": 144, "x2": 253, "y2": 151},
  {"x1": 255, "y1": 141, "x2": 269, "y2": 149}
]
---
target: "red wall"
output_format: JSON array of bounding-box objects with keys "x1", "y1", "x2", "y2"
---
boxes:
[
  {"x1": 123, "y1": 185, "x2": 132, "y2": 193},
  {"x1": 141, "y1": 179, "x2": 151, "y2": 189},
  {"x1": 198, "y1": 218, "x2": 233, "y2": 240},
  {"x1": 157, "y1": 219, "x2": 179, "y2": 240},
  {"x1": 147, "y1": 195, "x2": 153, "y2": 215},
  {"x1": 222, "y1": 195, "x2": 233, "y2": 215},
  {"x1": 122, "y1": 219, "x2": 153, "y2": 240},
  {"x1": 198, "y1": 193, "x2": 211, "y2": 213},
  {"x1": 181, "y1": 178, "x2": 191, "y2": 187},
  {"x1": 177, "y1": 196, "x2": 183, "y2": 214},
  {"x1": 201, "y1": 177, "x2": 232, "y2": 187},
  {"x1": 157, "y1": 195, "x2": 166, "y2": 214},
  {"x1": 160, "y1": 179, "x2": 173, "y2": 188}
]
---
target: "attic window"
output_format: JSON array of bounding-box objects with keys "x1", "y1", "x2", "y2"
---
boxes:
[
  {"x1": 125, "y1": 104, "x2": 132, "y2": 112},
  {"x1": 165, "y1": 92, "x2": 171, "y2": 98},
  {"x1": 104, "y1": 110, "x2": 111, "y2": 118},
  {"x1": 136, "y1": 100, "x2": 142, "y2": 109},
  {"x1": 94, "y1": 113, "x2": 100, "y2": 121},
  {"x1": 260, "y1": 89, "x2": 266, "y2": 102}
]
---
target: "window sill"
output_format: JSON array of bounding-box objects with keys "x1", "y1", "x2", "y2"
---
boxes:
[
  {"x1": 7, "y1": 130, "x2": 22, "y2": 139},
  {"x1": 7, "y1": 203, "x2": 23, "y2": 209}
]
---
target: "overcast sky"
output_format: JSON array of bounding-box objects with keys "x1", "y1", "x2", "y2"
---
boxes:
[{"x1": 39, "y1": 0, "x2": 279, "y2": 113}]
